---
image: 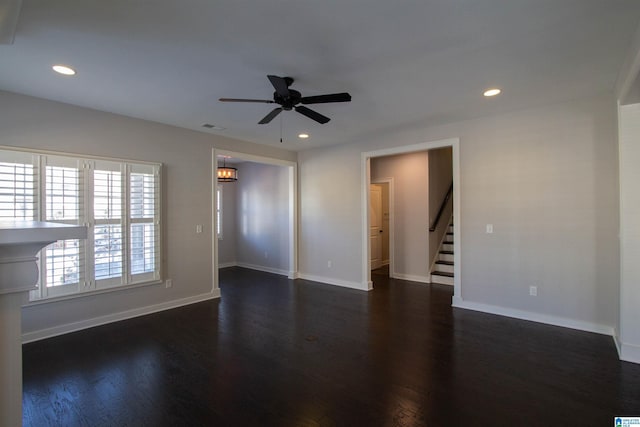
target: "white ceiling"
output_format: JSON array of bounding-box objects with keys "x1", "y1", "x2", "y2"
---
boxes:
[{"x1": 1, "y1": 0, "x2": 639, "y2": 151}]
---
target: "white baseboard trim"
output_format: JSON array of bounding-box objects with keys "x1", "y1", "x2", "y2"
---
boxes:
[
  {"x1": 236, "y1": 262, "x2": 289, "y2": 277},
  {"x1": 22, "y1": 291, "x2": 220, "y2": 344},
  {"x1": 452, "y1": 299, "x2": 614, "y2": 336},
  {"x1": 392, "y1": 272, "x2": 430, "y2": 284},
  {"x1": 620, "y1": 342, "x2": 640, "y2": 364},
  {"x1": 613, "y1": 332, "x2": 622, "y2": 359},
  {"x1": 218, "y1": 261, "x2": 238, "y2": 269},
  {"x1": 297, "y1": 273, "x2": 372, "y2": 291}
]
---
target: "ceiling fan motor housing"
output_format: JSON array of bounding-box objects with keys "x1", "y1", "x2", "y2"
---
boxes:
[{"x1": 275, "y1": 89, "x2": 302, "y2": 110}]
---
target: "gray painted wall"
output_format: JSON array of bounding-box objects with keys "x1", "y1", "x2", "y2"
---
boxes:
[
  {"x1": 234, "y1": 162, "x2": 290, "y2": 273},
  {"x1": 0, "y1": 90, "x2": 295, "y2": 336},
  {"x1": 0, "y1": 88, "x2": 622, "y2": 342},
  {"x1": 298, "y1": 92, "x2": 619, "y2": 330},
  {"x1": 371, "y1": 152, "x2": 430, "y2": 281}
]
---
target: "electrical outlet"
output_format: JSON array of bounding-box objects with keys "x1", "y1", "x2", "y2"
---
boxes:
[
  {"x1": 196, "y1": 224, "x2": 203, "y2": 234},
  {"x1": 486, "y1": 224, "x2": 493, "y2": 234},
  {"x1": 328, "y1": 260, "x2": 332, "y2": 268},
  {"x1": 166, "y1": 279, "x2": 173, "y2": 288},
  {"x1": 529, "y1": 286, "x2": 537, "y2": 296}
]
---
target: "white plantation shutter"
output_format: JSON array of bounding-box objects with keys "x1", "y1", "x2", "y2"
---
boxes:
[
  {"x1": 41, "y1": 155, "x2": 84, "y2": 297},
  {"x1": 129, "y1": 163, "x2": 160, "y2": 283},
  {"x1": 93, "y1": 160, "x2": 124, "y2": 287},
  {"x1": 1, "y1": 146, "x2": 162, "y2": 301},
  {"x1": 0, "y1": 149, "x2": 37, "y2": 219}
]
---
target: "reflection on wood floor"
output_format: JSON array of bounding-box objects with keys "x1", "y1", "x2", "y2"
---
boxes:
[{"x1": 23, "y1": 267, "x2": 640, "y2": 426}]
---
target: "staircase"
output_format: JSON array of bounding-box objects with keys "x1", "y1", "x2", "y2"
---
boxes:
[{"x1": 430, "y1": 219, "x2": 454, "y2": 285}]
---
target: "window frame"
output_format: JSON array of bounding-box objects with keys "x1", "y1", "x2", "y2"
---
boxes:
[
  {"x1": 0, "y1": 146, "x2": 162, "y2": 303},
  {"x1": 216, "y1": 185, "x2": 223, "y2": 240}
]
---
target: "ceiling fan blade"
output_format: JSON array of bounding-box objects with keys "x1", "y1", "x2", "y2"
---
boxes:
[
  {"x1": 219, "y1": 98, "x2": 275, "y2": 103},
  {"x1": 300, "y1": 93, "x2": 352, "y2": 104},
  {"x1": 258, "y1": 107, "x2": 283, "y2": 124},
  {"x1": 295, "y1": 106, "x2": 330, "y2": 124},
  {"x1": 267, "y1": 75, "x2": 290, "y2": 98}
]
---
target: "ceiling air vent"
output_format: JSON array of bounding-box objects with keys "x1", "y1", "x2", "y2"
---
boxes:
[{"x1": 202, "y1": 124, "x2": 226, "y2": 130}]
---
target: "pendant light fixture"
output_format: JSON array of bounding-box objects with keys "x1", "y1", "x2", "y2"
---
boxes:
[{"x1": 217, "y1": 158, "x2": 238, "y2": 182}]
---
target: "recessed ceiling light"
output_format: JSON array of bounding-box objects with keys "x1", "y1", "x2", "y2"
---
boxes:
[
  {"x1": 298, "y1": 133, "x2": 309, "y2": 139},
  {"x1": 483, "y1": 88, "x2": 501, "y2": 97},
  {"x1": 52, "y1": 65, "x2": 76, "y2": 76}
]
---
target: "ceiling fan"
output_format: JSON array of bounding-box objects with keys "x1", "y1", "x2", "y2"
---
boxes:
[{"x1": 219, "y1": 75, "x2": 351, "y2": 125}]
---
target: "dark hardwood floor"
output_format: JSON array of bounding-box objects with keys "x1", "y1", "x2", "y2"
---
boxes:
[{"x1": 23, "y1": 267, "x2": 640, "y2": 426}]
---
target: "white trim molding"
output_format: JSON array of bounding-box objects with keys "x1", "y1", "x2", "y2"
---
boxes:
[
  {"x1": 22, "y1": 291, "x2": 220, "y2": 343},
  {"x1": 235, "y1": 262, "x2": 289, "y2": 277},
  {"x1": 452, "y1": 298, "x2": 615, "y2": 336},
  {"x1": 620, "y1": 342, "x2": 640, "y2": 364},
  {"x1": 297, "y1": 273, "x2": 372, "y2": 292},
  {"x1": 392, "y1": 273, "x2": 430, "y2": 283}
]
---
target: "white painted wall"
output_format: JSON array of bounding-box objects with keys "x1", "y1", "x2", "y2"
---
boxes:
[
  {"x1": 618, "y1": 102, "x2": 640, "y2": 362},
  {"x1": 371, "y1": 152, "x2": 430, "y2": 282},
  {"x1": 298, "y1": 92, "x2": 619, "y2": 332},
  {"x1": 217, "y1": 181, "x2": 237, "y2": 266},
  {"x1": 234, "y1": 162, "x2": 290, "y2": 274},
  {"x1": 0, "y1": 91, "x2": 296, "y2": 339},
  {"x1": 298, "y1": 142, "x2": 365, "y2": 289}
]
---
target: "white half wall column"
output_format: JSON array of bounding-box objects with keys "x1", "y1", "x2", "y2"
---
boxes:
[{"x1": 0, "y1": 221, "x2": 87, "y2": 426}]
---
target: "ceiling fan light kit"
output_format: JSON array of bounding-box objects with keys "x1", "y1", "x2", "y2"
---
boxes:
[{"x1": 220, "y1": 75, "x2": 351, "y2": 125}]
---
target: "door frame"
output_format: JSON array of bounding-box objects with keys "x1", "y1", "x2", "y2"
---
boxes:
[
  {"x1": 371, "y1": 178, "x2": 394, "y2": 276},
  {"x1": 211, "y1": 148, "x2": 298, "y2": 294},
  {"x1": 360, "y1": 137, "x2": 461, "y2": 301}
]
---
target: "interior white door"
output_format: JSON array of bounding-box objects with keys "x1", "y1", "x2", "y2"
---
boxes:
[{"x1": 370, "y1": 184, "x2": 382, "y2": 270}]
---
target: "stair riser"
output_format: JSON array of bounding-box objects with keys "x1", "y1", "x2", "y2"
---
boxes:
[
  {"x1": 431, "y1": 275, "x2": 454, "y2": 285},
  {"x1": 448, "y1": 226, "x2": 454, "y2": 233},
  {"x1": 441, "y1": 243, "x2": 454, "y2": 252},
  {"x1": 439, "y1": 253, "x2": 454, "y2": 262},
  {"x1": 432, "y1": 264, "x2": 454, "y2": 274}
]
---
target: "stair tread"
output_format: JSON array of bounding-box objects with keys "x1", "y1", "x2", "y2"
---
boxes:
[
  {"x1": 440, "y1": 250, "x2": 454, "y2": 255},
  {"x1": 446, "y1": 232, "x2": 453, "y2": 235},
  {"x1": 435, "y1": 260, "x2": 454, "y2": 265},
  {"x1": 431, "y1": 271, "x2": 454, "y2": 277}
]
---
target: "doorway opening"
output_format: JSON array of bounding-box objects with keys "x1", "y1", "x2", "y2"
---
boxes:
[
  {"x1": 361, "y1": 138, "x2": 461, "y2": 301},
  {"x1": 211, "y1": 149, "x2": 298, "y2": 294}
]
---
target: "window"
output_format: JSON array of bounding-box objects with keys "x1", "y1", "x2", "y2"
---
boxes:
[
  {"x1": 0, "y1": 147, "x2": 161, "y2": 301},
  {"x1": 216, "y1": 186, "x2": 223, "y2": 239}
]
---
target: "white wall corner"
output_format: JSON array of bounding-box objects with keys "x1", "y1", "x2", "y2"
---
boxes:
[
  {"x1": 612, "y1": 331, "x2": 622, "y2": 359},
  {"x1": 616, "y1": 20, "x2": 640, "y2": 102},
  {"x1": 452, "y1": 299, "x2": 615, "y2": 337},
  {"x1": 218, "y1": 261, "x2": 238, "y2": 269},
  {"x1": 22, "y1": 292, "x2": 220, "y2": 344},
  {"x1": 288, "y1": 271, "x2": 300, "y2": 280}
]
